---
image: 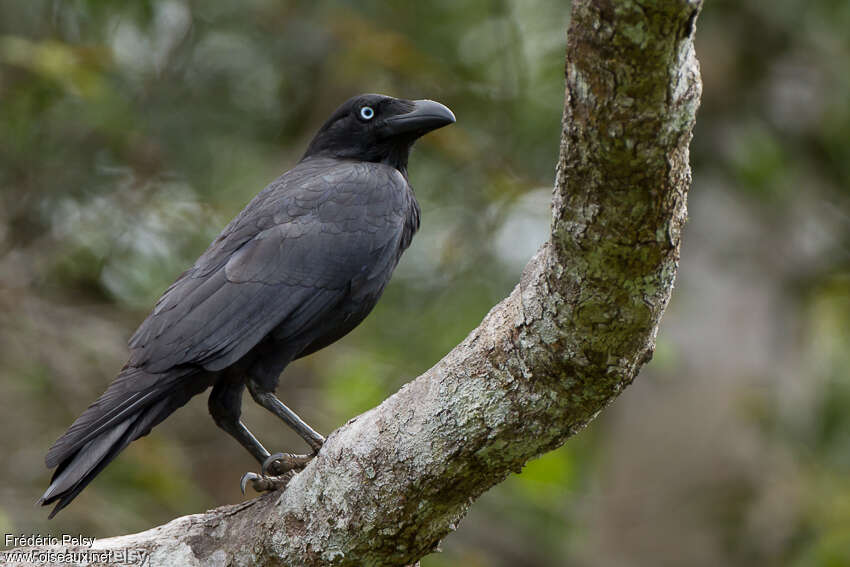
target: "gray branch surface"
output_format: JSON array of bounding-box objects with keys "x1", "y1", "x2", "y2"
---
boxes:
[{"x1": 8, "y1": 1, "x2": 702, "y2": 565}]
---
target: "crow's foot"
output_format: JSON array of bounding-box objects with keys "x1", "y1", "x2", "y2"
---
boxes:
[
  {"x1": 262, "y1": 452, "x2": 316, "y2": 476},
  {"x1": 240, "y1": 471, "x2": 295, "y2": 494},
  {"x1": 239, "y1": 451, "x2": 319, "y2": 494}
]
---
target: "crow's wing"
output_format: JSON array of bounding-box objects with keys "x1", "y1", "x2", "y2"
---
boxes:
[{"x1": 128, "y1": 159, "x2": 411, "y2": 373}]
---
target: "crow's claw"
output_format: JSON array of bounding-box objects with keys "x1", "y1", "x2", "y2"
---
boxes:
[
  {"x1": 240, "y1": 450, "x2": 318, "y2": 495},
  {"x1": 262, "y1": 452, "x2": 316, "y2": 476},
  {"x1": 240, "y1": 472, "x2": 260, "y2": 495},
  {"x1": 240, "y1": 471, "x2": 294, "y2": 494}
]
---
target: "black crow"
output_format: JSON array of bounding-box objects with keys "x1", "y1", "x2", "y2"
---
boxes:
[{"x1": 39, "y1": 94, "x2": 455, "y2": 517}]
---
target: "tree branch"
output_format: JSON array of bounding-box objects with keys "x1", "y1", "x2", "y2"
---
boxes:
[{"x1": 8, "y1": 1, "x2": 702, "y2": 565}]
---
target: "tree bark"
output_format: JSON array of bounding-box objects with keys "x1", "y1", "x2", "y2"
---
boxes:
[{"x1": 6, "y1": 0, "x2": 702, "y2": 565}]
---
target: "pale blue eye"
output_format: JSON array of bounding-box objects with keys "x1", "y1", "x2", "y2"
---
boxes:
[{"x1": 360, "y1": 106, "x2": 374, "y2": 120}]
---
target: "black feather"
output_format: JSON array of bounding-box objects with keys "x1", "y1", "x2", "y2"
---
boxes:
[{"x1": 40, "y1": 94, "x2": 454, "y2": 515}]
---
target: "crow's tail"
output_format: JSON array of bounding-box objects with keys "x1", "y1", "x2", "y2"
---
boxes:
[{"x1": 39, "y1": 367, "x2": 207, "y2": 518}]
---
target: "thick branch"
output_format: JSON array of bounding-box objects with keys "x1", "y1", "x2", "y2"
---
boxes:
[{"x1": 8, "y1": 1, "x2": 702, "y2": 565}]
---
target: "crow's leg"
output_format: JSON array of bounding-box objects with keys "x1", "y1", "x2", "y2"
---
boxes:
[
  {"x1": 245, "y1": 378, "x2": 324, "y2": 479},
  {"x1": 208, "y1": 381, "x2": 270, "y2": 464},
  {"x1": 210, "y1": 382, "x2": 292, "y2": 494},
  {"x1": 246, "y1": 378, "x2": 325, "y2": 452}
]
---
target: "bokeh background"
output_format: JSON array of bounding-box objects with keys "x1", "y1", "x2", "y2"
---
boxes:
[{"x1": 1, "y1": 1, "x2": 849, "y2": 565}]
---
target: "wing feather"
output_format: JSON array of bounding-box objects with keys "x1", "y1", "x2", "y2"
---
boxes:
[{"x1": 128, "y1": 158, "x2": 410, "y2": 374}]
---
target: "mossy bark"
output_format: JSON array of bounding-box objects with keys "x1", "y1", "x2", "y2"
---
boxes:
[{"x1": 8, "y1": 1, "x2": 702, "y2": 565}]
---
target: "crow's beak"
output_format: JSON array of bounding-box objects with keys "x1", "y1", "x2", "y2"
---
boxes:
[{"x1": 384, "y1": 99, "x2": 456, "y2": 137}]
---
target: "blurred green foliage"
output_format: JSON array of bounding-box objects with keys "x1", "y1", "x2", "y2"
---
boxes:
[{"x1": 0, "y1": 1, "x2": 849, "y2": 566}]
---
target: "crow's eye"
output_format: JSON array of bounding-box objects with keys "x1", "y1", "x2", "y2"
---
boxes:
[{"x1": 359, "y1": 106, "x2": 375, "y2": 120}]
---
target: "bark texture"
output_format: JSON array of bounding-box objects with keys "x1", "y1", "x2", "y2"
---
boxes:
[{"x1": 8, "y1": 0, "x2": 702, "y2": 565}]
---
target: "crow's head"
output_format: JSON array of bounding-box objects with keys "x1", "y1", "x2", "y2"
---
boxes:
[{"x1": 302, "y1": 94, "x2": 455, "y2": 173}]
